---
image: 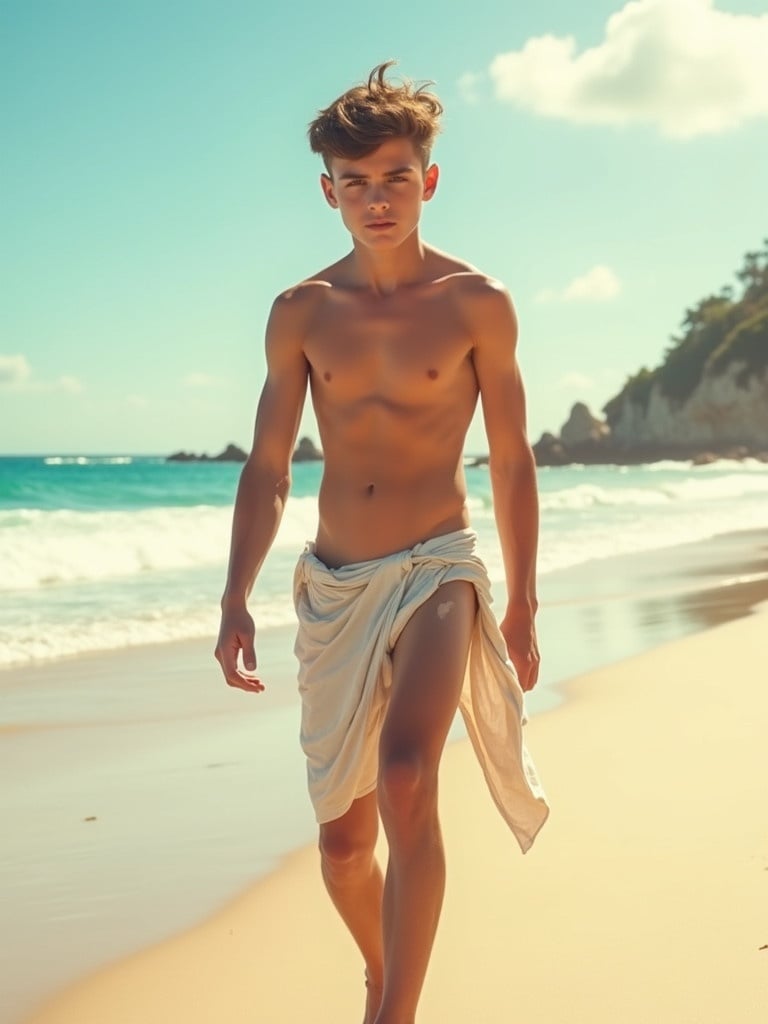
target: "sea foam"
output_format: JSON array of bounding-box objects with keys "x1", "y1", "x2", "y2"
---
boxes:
[{"x1": 0, "y1": 498, "x2": 319, "y2": 591}]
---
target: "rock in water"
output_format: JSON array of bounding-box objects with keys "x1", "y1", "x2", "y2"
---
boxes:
[
  {"x1": 560, "y1": 403, "x2": 611, "y2": 447},
  {"x1": 292, "y1": 436, "x2": 323, "y2": 462},
  {"x1": 212, "y1": 444, "x2": 247, "y2": 462}
]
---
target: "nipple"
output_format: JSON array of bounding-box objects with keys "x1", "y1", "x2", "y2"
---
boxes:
[{"x1": 365, "y1": 483, "x2": 375, "y2": 497}]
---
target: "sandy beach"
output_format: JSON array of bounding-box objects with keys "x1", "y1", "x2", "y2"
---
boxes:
[{"x1": 16, "y1": 562, "x2": 768, "y2": 1022}]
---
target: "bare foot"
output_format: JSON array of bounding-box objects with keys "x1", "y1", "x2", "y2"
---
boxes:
[{"x1": 363, "y1": 971, "x2": 383, "y2": 1024}]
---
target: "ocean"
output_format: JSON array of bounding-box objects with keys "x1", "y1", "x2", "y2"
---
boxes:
[{"x1": 2, "y1": 453, "x2": 768, "y2": 670}]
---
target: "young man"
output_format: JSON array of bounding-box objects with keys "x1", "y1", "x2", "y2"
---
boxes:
[{"x1": 215, "y1": 63, "x2": 548, "y2": 1024}]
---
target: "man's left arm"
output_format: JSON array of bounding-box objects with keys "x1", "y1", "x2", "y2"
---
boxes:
[{"x1": 466, "y1": 279, "x2": 540, "y2": 691}]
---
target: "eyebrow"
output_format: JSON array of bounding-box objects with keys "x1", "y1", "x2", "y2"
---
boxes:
[{"x1": 337, "y1": 165, "x2": 415, "y2": 180}]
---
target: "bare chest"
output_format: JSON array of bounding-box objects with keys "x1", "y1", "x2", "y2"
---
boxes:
[{"x1": 305, "y1": 292, "x2": 475, "y2": 404}]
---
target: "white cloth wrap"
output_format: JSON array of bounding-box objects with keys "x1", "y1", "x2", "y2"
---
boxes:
[{"x1": 293, "y1": 528, "x2": 549, "y2": 853}]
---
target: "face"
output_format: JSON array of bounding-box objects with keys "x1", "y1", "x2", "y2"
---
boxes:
[{"x1": 320, "y1": 138, "x2": 439, "y2": 249}]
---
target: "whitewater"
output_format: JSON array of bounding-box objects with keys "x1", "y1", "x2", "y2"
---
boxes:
[{"x1": 1, "y1": 455, "x2": 767, "y2": 668}]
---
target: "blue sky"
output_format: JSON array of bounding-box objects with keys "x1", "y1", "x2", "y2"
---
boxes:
[{"x1": 2, "y1": 0, "x2": 767, "y2": 455}]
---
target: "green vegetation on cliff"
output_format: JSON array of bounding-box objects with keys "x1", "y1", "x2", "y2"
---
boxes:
[{"x1": 604, "y1": 241, "x2": 768, "y2": 426}]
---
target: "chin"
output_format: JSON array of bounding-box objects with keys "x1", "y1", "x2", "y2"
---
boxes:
[{"x1": 357, "y1": 232, "x2": 400, "y2": 249}]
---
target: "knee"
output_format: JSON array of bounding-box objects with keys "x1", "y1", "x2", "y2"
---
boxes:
[
  {"x1": 318, "y1": 826, "x2": 375, "y2": 884},
  {"x1": 377, "y1": 749, "x2": 437, "y2": 828}
]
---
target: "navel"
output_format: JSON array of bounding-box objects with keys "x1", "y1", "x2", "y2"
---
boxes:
[
  {"x1": 427, "y1": 368, "x2": 439, "y2": 380},
  {"x1": 365, "y1": 483, "x2": 375, "y2": 497},
  {"x1": 323, "y1": 371, "x2": 332, "y2": 382}
]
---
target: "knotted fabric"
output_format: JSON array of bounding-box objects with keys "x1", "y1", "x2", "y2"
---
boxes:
[{"x1": 293, "y1": 528, "x2": 549, "y2": 853}]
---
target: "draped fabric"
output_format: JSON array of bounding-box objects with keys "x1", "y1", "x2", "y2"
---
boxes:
[{"x1": 293, "y1": 529, "x2": 549, "y2": 853}]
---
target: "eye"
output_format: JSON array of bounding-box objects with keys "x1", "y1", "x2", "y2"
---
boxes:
[
  {"x1": 345, "y1": 178, "x2": 366, "y2": 187},
  {"x1": 388, "y1": 175, "x2": 408, "y2": 183}
]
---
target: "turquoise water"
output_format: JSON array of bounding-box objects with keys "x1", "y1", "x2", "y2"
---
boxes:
[
  {"x1": 0, "y1": 454, "x2": 320, "y2": 510},
  {"x1": 1, "y1": 453, "x2": 767, "y2": 668}
]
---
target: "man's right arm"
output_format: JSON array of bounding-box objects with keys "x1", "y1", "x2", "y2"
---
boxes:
[{"x1": 214, "y1": 290, "x2": 310, "y2": 692}]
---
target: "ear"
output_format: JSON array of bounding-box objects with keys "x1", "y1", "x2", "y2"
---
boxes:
[
  {"x1": 320, "y1": 173, "x2": 339, "y2": 209},
  {"x1": 423, "y1": 163, "x2": 439, "y2": 201}
]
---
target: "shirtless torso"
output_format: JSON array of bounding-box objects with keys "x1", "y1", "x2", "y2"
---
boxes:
[{"x1": 299, "y1": 252, "x2": 481, "y2": 566}]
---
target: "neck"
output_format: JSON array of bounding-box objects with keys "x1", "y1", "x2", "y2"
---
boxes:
[{"x1": 350, "y1": 233, "x2": 429, "y2": 295}]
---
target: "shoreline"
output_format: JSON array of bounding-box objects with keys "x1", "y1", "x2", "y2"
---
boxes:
[
  {"x1": 3, "y1": 527, "x2": 768, "y2": 1022},
  {"x1": 22, "y1": 601, "x2": 768, "y2": 1023}
]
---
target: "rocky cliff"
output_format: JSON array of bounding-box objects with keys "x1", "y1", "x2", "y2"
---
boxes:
[
  {"x1": 534, "y1": 241, "x2": 768, "y2": 464},
  {"x1": 606, "y1": 360, "x2": 767, "y2": 449}
]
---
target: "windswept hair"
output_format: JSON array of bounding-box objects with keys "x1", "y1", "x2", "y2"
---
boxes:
[{"x1": 308, "y1": 61, "x2": 443, "y2": 173}]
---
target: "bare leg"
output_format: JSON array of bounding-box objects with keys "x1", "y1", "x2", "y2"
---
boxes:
[
  {"x1": 318, "y1": 791, "x2": 384, "y2": 1023},
  {"x1": 375, "y1": 580, "x2": 477, "y2": 1024}
]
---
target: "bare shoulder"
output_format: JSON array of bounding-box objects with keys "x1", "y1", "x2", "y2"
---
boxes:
[
  {"x1": 427, "y1": 247, "x2": 514, "y2": 307},
  {"x1": 453, "y1": 273, "x2": 514, "y2": 317},
  {"x1": 270, "y1": 276, "x2": 330, "y2": 326},
  {"x1": 264, "y1": 274, "x2": 337, "y2": 364},
  {"x1": 269, "y1": 254, "x2": 354, "y2": 327},
  {"x1": 432, "y1": 262, "x2": 517, "y2": 346}
]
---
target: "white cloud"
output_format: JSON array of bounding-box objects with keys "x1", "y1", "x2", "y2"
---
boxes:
[
  {"x1": 0, "y1": 354, "x2": 32, "y2": 386},
  {"x1": 182, "y1": 372, "x2": 223, "y2": 389},
  {"x1": 484, "y1": 0, "x2": 768, "y2": 138},
  {"x1": 126, "y1": 394, "x2": 148, "y2": 408},
  {"x1": 564, "y1": 265, "x2": 622, "y2": 301},
  {"x1": 0, "y1": 354, "x2": 83, "y2": 393},
  {"x1": 535, "y1": 265, "x2": 622, "y2": 304}
]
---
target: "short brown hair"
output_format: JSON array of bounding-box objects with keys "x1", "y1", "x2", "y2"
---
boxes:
[{"x1": 308, "y1": 61, "x2": 443, "y2": 174}]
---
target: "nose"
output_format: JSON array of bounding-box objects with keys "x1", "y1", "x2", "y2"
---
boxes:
[{"x1": 367, "y1": 187, "x2": 390, "y2": 213}]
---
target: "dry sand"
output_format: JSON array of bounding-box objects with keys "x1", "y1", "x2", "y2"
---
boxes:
[{"x1": 25, "y1": 607, "x2": 768, "y2": 1023}]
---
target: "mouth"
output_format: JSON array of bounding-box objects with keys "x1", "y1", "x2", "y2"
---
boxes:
[{"x1": 367, "y1": 221, "x2": 396, "y2": 230}]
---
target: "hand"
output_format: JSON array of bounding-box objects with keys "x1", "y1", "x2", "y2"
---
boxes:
[
  {"x1": 499, "y1": 608, "x2": 540, "y2": 692},
  {"x1": 214, "y1": 603, "x2": 264, "y2": 694}
]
